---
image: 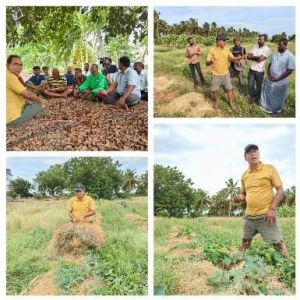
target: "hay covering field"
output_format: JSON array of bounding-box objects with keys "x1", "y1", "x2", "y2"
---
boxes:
[
  {"x1": 154, "y1": 217, "x2": 295, "y2": 295},
  {"x1": 7, "y1": 197, "x2": 147, "y2": 295}
]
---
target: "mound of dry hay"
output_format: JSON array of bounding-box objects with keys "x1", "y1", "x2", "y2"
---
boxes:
[{"x1": 51, "y1": 222, "x2": 105, "y2": 256}]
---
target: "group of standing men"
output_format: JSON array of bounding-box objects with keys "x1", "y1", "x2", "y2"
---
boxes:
[
  {"x1": 7, "y1": 55, "x2": 148, "y2": 126},
  {"x1": 186, "y1": 34, "x2": 295, "y2": 114}
]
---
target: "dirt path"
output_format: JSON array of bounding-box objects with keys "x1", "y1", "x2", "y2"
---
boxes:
[{"x1": 126, "y1": 213, "x2": 147, "y2": 231}]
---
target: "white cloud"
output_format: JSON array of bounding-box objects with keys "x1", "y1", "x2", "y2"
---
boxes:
[{"x1": 155, "y1": 124, "x2": 295, "y2": 194}]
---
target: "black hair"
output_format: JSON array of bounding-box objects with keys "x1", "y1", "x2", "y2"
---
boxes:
[
  {"x1": 119, "y1": 56, "x2": 131, "y2": 68},
  {"x1": 278, "y1": 38, "x2": 288, "y2": 46},
  {"x1": 259, "y1": 33, "x2": 268, "y2": 41},
  {"x1": 7, "y1": 54, "x2": 21, "y2": 65}
]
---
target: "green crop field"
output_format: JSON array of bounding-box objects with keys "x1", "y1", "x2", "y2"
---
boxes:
[
  {"x1": 154, "y1": 42, "x2": 295, "y2": 118},
  {"x1": 154, "y1": 216, "x2": 295, "y2": 295},
  {"x1": 7, "y1": 197, "x2": 147, "y2": 296}
]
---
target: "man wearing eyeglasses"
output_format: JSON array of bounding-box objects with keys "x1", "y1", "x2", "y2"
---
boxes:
[
  {"x1": 6, "y1": 55, "x2": 49, "y2": 126},
  {"x1": 234, "y1": 144, "x2": 288, "y2": 256}
]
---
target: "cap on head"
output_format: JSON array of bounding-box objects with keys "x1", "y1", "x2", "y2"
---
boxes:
[
  {"x1": 244, "y1": 144, "x2": 259, "y2": 154},
  {"x1": 75, "y1": 183, "x2": 85, "y2": 192},
  {"x1": 216, "y1": 34, "x2": 227, "y2": 42}
]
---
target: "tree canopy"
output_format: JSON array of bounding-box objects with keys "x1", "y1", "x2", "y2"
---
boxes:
[
  {"x1": 7, "y1": 6, "x2": 148, "y2": 69},
  {"x1": 7, "y1": 157, "x2": 147, "y2": 200}
]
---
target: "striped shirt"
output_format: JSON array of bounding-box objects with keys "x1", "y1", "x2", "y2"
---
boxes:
[{"x1": 48, "y1": 75, "x2": 67, "y2": 89}]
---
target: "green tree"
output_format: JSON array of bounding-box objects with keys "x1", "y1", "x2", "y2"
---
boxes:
[
  {"x1": 63, "y1": 157, "x2": 123, "y2": 199},
  {"x1": 8, "y1": 177, "x2": 31, "y2": 198},
  {"x1": 7, "y1": 6, "x2": 147, "y2": 68},
  {"x1": 283, "y1": 186, "x2": 295, "y2": 206},
  {"x1": 192, "y1": 188, "x2": 210, "y2": 216},
  {"x1": 122, "y1": 169, "x2": 139, "y2": 194},
  {"x1": 136, "y1": 171, "x2": 148, "y2": 196},
  {"x1": 34, "y1": 164, "x2": 66, "y2": 197},
  {"x1": 154, "y1": 164, "x2": 196, "y2": 217},
  {"x1": 224, "y1": 178, "x2": 239, "y2": 217}
]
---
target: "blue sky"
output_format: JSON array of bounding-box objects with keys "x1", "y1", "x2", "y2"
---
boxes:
[
  {"x1": 156, "y1": 6, "x2": 295, "y2": 36},
  {"x1": 6, "y1": 157, "x2": 148, "y2": 183},
  {"x1": 155, "y1": 124, "x2": 295, "y2": 194}
]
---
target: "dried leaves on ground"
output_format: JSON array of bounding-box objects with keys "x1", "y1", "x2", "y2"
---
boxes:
[{"x1": 7, "y1": 98, "x2": 148, "y2": 151}]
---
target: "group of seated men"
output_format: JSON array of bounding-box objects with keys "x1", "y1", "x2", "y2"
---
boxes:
[{"x1": 6, "y1": 55, "x2": 148, "y2": 126}]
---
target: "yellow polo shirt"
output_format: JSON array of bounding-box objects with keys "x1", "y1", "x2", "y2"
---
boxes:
[
  {"x1": 241, "y1": 163, "x2": 282, "y2": 216},
  {"x1": 68, "y1": 195, "x2": 96, "y2": 221},
  {"x1": 207, "y1": 46, "x2": 234, "y2": 76},
  {"x1": 6, "y1": 70, "x2": 26, "y2": 123}
]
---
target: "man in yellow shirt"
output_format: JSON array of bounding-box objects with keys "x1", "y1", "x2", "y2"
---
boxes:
[
  {"x1": 234, "y1": 144, "x2": 288, "y2": 256},
  {"x1": 206, "y1": 35, "x2": 243, "y2": 111},
  {"x1": 6, "y1": 55, "x2": 49, "y2": 126},
  {"x1": 68, "y1": 183, "x2": 96, "y2": 223}
]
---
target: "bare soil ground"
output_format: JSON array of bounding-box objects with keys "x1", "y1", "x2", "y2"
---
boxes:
[
  {"x1": 154, "y1": 76, "x2": 221, "y2": 117},
  {"x1": 7, "y1": 97, "x2": 148, "y2": 151}
]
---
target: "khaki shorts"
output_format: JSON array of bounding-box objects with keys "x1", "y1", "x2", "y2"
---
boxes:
[
  {"x1": 243, "y1": 214, "x2": 282, "y2": 243},
  {"x1": 211, "y1": 73, "x2": 232, "y2": 92}
]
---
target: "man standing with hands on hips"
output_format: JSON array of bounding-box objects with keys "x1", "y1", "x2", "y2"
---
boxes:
[{"x1": 234, "y1": 144, "x2": 288, "y2": 257}]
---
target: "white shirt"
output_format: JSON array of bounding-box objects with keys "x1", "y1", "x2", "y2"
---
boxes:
[
  {"x1": 138, "y1": 70, "x2": 148, "y2": 91},
  {"x1": 250, "y1": 45, "x2": 270, "y2": 72}
]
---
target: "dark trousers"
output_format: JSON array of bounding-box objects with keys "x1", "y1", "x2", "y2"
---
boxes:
[
  {"x1": 248, "y1": 69, "x2": 264, "y2": 101},
  {"x1": 189, "y1": 63, "x2": 205, "y2": 85},
  {"x1": 101, "y1": 92, "x2": 140, "y2": 106}
]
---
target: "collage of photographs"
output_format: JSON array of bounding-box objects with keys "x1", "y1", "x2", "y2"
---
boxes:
[{"x1": 3, "y1": 1, "x2": 298, "y2": 299}]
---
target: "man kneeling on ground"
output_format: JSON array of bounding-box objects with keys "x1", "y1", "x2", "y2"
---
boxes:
[
  {"x1": 68, "y1": 183, "x2": 96, "y2": 223},
  {"x1": 43, "y1": 68, "x2": 73, "y2": 98},
  {"x1": 77, "y1": 64, "x2": 107, "y2": 101},
  {"x1": 99, "y1": 56, "x2": 140, "y2": 108},
  {"x1": 25, "y1": 65, "x2": 48, "y2": 96},
  {"x1": 7, "y1": 55, "x2": 49, "y2": 126}
]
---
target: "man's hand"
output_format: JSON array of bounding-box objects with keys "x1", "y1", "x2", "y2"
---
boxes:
[
  {"x1": 247, "y1": 53, "x2": 253, "y2": 60},
  {"x1": 72, "y1": 217, "x2": 79, "y2": 223},
  {"x1": 233, "y1": 194, "x2": 245, "y2": 203},
  {"x1": 116, "y1": 97, "x2": 127, "y2": 109},
  {"x1": 233, "y1": 195, "x2": 242, "y2": 203},
  {"x1": 40, "y1": 99, "x2": 49, "y2": 106},
  {"x1": 268, "y1": 75, "x2": 279, "y2": 82},
  {"x1": 265, "y1": 209, "x2": 276, "y2": 226},
  {"x1": 77, "y1": 215, "x2": 85, "y2": 223}
]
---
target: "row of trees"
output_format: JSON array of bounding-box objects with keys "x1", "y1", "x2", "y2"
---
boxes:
[
  {"x1": 154, "y1": 164, "x2": 295, "y2": 218},
  {"x1": 7, "y1": 158, "x2": 147, "y2": 200},
  {"x1": 7, "y1": 6, "x2": 148, "y2": 70},
  {"x1": 154, "y1": 10, "x2": 296, "y2": 44}
]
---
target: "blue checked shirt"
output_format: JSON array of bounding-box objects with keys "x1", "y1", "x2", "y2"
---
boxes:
[{"x1": 116, "y1": 67, "x2": 140, "y2": 97}]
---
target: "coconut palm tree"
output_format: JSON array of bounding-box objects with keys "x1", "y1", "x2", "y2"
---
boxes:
[
  {"x1": 122, "y1": 169, "x2": 139, "y2": 194},
  {"x1": 225, "y1": 178, "x2": 239, "y2": 217}
]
